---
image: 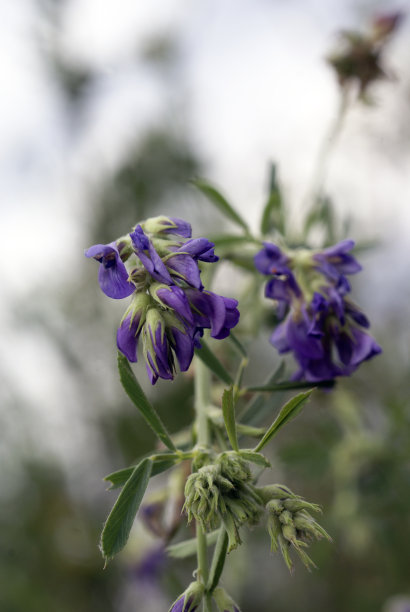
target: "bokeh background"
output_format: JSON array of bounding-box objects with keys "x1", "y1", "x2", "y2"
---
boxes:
[{"x1": 1, "y1": 1, "x2": 410, "y2": 611}]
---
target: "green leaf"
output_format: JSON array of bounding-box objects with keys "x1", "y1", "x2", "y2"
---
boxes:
[
  {"x1": 236, "y1": 423, "x2": 265, "y2": 437},
  {"x1": 118, "y1": 352, "x2": 177, "y2": 452},
  {"x1": 101, "y1": 458, "x2": 153, "y2": 560},
  {"x1": 254, "y1": 390, "x2": 314, "y2": 452},
  {"x1": 104, "y1": 457, "x2": 177, "y2": 490},
  {"x1": 195, "y1": 341, "x2": 233, "y2": 386},
  {"x1": 221, "y1": 387, "x2": 239, "y2": 451},
  {"x1": 246, "y1": 379, "x2": 334, "y2": 392},
  {"x1": 192, "y1": 179, "x2": 249, "y2": 232},
  {"x1": 225, "y1": 253, "x2": 256, "y2": 272},
  {"x1": 260, "y1": 164, "x2": 284, "y2": 235},
  {"x1": 239, "y1": 450, "x2": 271, "y2": 468},
  {"x1": 210, "y1": 235, "x2": 257, "y2": 249},
  {"x1": 166, "y1": 530, "x2": 219, "y2": 559}
]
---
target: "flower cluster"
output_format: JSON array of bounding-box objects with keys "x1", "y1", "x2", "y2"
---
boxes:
[
  {"x1": 184, "y1": 452, "x2": 262, "y2": 552},
  {"x1": 257, "y1": 484, "x2": 331, "y2": 572},
  {"x1": 254, "y1": 239, "x2": 381, "y2": 381},
  {"x1": 85, "y1": 216, "x2": 239, "y2": 383},
  {"x1": 327, "y1": 11, "x2": 403, "y2": 97}
]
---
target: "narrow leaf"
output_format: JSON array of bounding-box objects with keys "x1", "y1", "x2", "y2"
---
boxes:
[
  {"x1": 105, "y1": 457, "x2": 177, "y2": 490},
  {"x1": 193, "y1": 179, "x2": 249, "y2": 232},
  {"x1": 239, "y1": 450, "x2": 271, "y2": 468},
  {"x1": 210, "y1": 235, "x2": 258, "y2": 249},
  {"x1": 101, "y1": 458, "x2": 153, "y2": 560},
  {"x1": 195, "y1": 341, "x2": 233, "y2": 386},
  {"x1": 118, "y1": 352, "x2": 177, "y2": 452},
  {"x1": 222, "y1": 387, "x2": 239, "y2": 451},
  {"x1": 166, "y1": 530, "x2": 219, "y2": 559},
  {"x1": 246, "y1": 379, "x2": 334, "y2": 392},
  {"x1": 254, "y1": 390, "x2": 314, "y2": 452},
  {"x1": 207, "y1": 527, "x2": 229, "y2": 592},
  {"x1": 260, "y1": 164, "x2": 284, "y2": 235}
]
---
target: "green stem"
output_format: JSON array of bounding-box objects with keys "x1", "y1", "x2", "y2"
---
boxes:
[
  {"x1": 195, "y1": 355, "x2": 211, "y2": 446},
  {"x1": 302, "y1": 86, "x2": 351, "y2": 233},
  {"x1": 194, "y1": 355, "x2": 212, "y2": 611}
]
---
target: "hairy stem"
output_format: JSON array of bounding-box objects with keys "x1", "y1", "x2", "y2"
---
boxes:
[{"x1": 194, "y1": 355, "x2": 212, "y2": 611}]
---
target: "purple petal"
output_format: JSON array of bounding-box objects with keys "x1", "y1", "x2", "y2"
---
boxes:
[
  {"x1": 172, "y1": 327, "x2": 195, "y2": 371},
  {"x1": 85, "y1": 242, "x2": 135, "y2": 299},
  {"x1": 117, "y1": 313, "x2": 142, "y2": 362},
  {"x1": 178, "y1": 238, "x2": 218, "y2": 263},
  {"x1": 254, "y1": 242, "x2": 289, "y2": 275},
  {"x1": 287, "y1": 312, "x2": 324, "y2": 359},
  {"x1": 345, "y1": 303, "x2": 370, "y2": 328},
  {"x1": 321, "y1": 239, "x2": 355, "y2": 257},
  {"x1": 270, "y1": 318, "x2": 291, "y2": 353},
  {"x1": 265, "y1": 274, "x2": 300, "y2": 302},
  {"x1": 166, "y1": 254, "x2": 202, "y2": 288},
  {"x1": 212, "y1": 296, "x2": 240, "y2": 339},
  {"x1": 156, "y1": 285, "x2": 194, "y2": 324},
  {"x1": 131, "y1": 226, "x2": 173, "y2": 284},
  {"x1": 349, "y1": 329, "x2": 382, "y2": 365},
  {"x1": 335, "y1": 331, "x2": 354, "y2": 365},
  {"x1": 165, "y1": 217, "x2": 192, "y2": 238}
]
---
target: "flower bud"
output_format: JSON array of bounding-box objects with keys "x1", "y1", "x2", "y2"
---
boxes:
[
  {"x1": 263, "y1": 485, "x2": 331, "y2": 572},
  {"x1": 169, "y1": 581, "x2": 204, "y2": 612},
  {"x1": 142, "y1": 215, "x2": 192, "y2": 239},
  {"x1": 184, "y1": 454, "x2": 262, "y2": 552},
  {"x1": 117, "y1": 293, "x2": 152, "y2": 362}
]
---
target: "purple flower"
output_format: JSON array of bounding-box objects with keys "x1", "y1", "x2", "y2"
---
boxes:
[
  {"x1": 85, "y1": 242, "x2": 135, "y2": 299},
  {"x1": 185, "y1": 288, "x2": 240, "y2": 340},
  {"x1": 313, "y1": 240, "x2": 361, "y2": 283},
  {"x1": 255, "y1": 239, "x2": 381, "y2": 381},
  {"x1": 87, "y1": 216, "x2": 240, "y2": 385},
  {"x1": 254, "y1": 242, "x2": 290, "y2": 276},
  {"x1": 176, "y1": 238, "x2": 219, "y2": 263}
]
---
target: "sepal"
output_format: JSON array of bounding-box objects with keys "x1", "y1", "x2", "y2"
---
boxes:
[
  {"x1": 213, "y1": 587, "x2": 241, "y2": 612},
  {"x1": 169, "y1": 582, "x2": 204, "y2": 612}
]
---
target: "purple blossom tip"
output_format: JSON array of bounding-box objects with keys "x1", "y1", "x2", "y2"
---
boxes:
[
  {"x1": 254, "y1": 242, "x2": 289, "y2": 276},
  {"x1": 130, "y1": 226, "x2": 173, "y2": 285},
  {"x1": 143, "y1": 216, "x2": 192, "y2": 238}
]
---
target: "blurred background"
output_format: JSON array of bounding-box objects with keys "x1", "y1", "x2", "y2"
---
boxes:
[{"x1": 1, "y1": 0, "x2": 410, "y2": 611}]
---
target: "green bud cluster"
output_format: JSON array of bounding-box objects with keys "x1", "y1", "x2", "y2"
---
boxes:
[
  {"x1": 258, "y1": 484, "x2": 332, "y2": 572},
  {"x1": 184, "y1": 452, "x2": 262, "y2": 552}
]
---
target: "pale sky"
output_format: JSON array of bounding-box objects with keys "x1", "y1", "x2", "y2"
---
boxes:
[{"x1": 1, "y1": 0, "x2": 409, "y2": 480}]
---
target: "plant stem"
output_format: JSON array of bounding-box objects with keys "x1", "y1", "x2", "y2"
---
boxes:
[
  {"x1": 194, "y1": 355, "x2": 212, "y2": 611},
  {"x1": 195, "y1": 355, "x2": 211, "y2": 446},
  {"x1": 302, "y1": 86, "x2": 351, "y2": 231}
]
